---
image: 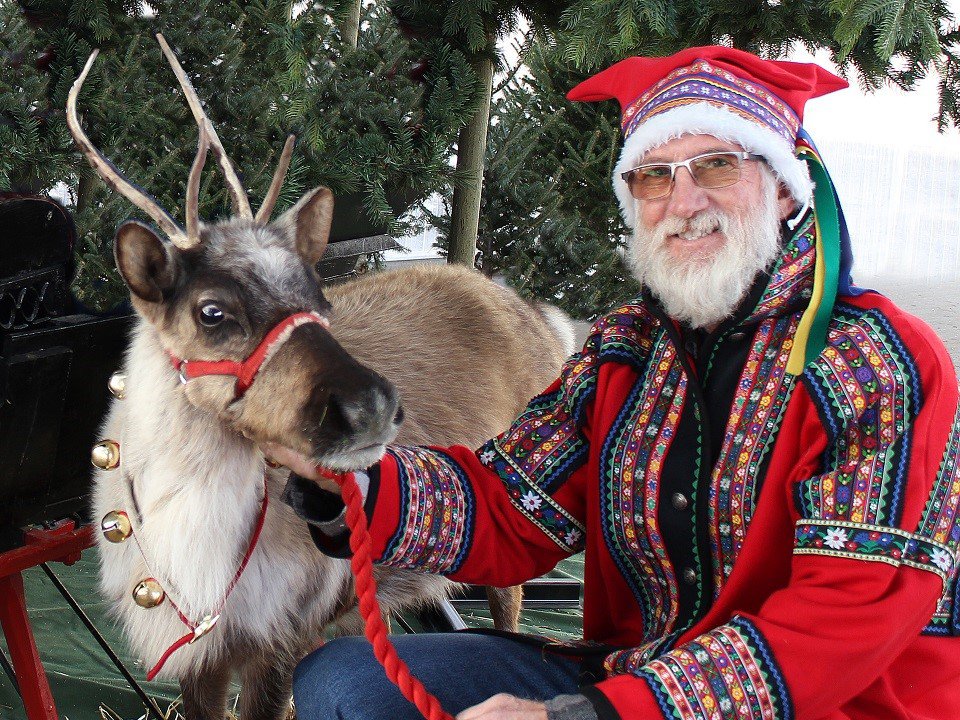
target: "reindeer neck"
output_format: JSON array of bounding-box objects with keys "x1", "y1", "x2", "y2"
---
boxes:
[
  {"x1": 108, "y1": 319, "x2": 273, "y2": 616},
  {"x1": 120, "y1": 319, "x2": 263, "y2": 510}
]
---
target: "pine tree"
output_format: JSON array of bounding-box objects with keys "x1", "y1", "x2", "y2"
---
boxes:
[
  {"x1": 1, "y1": 1, "x2": 480, "y2": 309},
  {"x1": 478, "y1": 0, "x2": 960, "y2": 319},
  {"x1": 474, "y1": 42, "x2": 639, "y2": 320},
  {"x1": 388, "y1": 0, "x2": 568, "y2": 265}
]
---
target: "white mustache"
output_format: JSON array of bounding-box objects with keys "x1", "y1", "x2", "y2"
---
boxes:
[{"x1": 658, "y1": 211, "x2": 729, "y2": 241}]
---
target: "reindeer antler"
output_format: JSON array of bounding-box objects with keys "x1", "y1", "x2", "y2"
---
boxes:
[
  {"x1": 156, "y1": 33, "x2": 254, "y2": 221},
  {"x1": 255, "y1": 134, "x2": 296, "y2": 224},
  {"x1": 186, "y1": 125, "x2": 210, "y2": 243},
  {"x1": 66, "y1": 50, "x2": 193, "y2": 247}
]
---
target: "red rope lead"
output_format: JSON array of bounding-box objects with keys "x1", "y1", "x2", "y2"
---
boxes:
[{"x1": 331, "y1": 470, "x2": 454, "y2": 720}]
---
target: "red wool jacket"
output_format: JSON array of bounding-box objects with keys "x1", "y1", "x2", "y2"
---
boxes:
[{"x1": 363, "y1": 218, "x2": 960, "y2": 719}]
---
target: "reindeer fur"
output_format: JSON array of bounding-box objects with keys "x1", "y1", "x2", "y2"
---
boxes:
[{"x1": 92, "y1": 258, "x2": 573, "y2": 720}]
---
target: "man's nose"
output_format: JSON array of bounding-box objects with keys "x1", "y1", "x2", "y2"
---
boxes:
[{"x1": 665, "y1": 167, "x2": 709, "y2": 219}]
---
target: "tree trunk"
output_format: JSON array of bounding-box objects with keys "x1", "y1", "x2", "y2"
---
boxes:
[
  {"x1": 447, "y1": 52, "x2": 494, "y2": 267},
  {"x1": 76, "y1": 175, "x2": 95, "y2": 214},
  {"x1": 341, "y1": 0, "x2": 362, "y2": 49}
]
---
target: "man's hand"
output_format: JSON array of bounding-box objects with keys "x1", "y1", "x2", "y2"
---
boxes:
[
  {"x1": 260, "y1": 442, "x2": 342, "y2": 494},
  {"x1": 456, "y1": 694, "x2": 548, "y2": 719}
]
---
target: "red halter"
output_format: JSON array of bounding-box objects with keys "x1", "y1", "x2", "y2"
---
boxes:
[{"x1": 169, "y1": 311, "x2": 330, "y2": 398}]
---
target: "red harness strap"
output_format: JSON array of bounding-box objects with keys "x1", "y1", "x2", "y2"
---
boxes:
[
  {"x1": 169, "y1": 311, "x2": 330, "y2": 398},
  {"x1": 145, "y1": 475, "x2": 270, "y2": 681}
]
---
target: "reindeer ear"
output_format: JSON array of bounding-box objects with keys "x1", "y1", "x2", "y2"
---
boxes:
[
  {"x1": 275, "y1": 186, "x2": 334, "y2": 265},
  {"x1": 114, "y1": 221, "x2": 178, "y2": 303}
]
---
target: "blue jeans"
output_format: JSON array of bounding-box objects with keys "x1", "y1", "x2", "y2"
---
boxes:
[{"x1": 292, "y1": 632, "x2": 584, "y2": 719}]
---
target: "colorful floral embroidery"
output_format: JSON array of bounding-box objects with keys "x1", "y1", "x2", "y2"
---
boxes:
[
  {"x1": 918, "y1": 404, "x2": 960, "y2": 548},
  {"x1": 708, "y1": 315, "x2": 799, "y2": 590},
  {"x1": 592, "y1": 300, "x2": 659, "y2": 373},
  {"x1": 487, "y1": 380, "x2": 590, "y2": 497},
  {"x1": 603, "y1": 634, "x2": 679, "y2": 676},
  {"x1": 480, "y1": 436, "x2": 586, "y2": 552},
  {"x1": 750, "y1": 214, "x2": 816, "y2": 321},
  {"x1": 600, "y1": 330, "x2": 687, "y2": 637},
  {"x1": 473, "y1": 344, "x2": 601, "y2": 549},
  {"x1": 641, "y1": 616, "x2": 793, "y2": 720},
  {"x1": 801, "y1": 304, "x2": 920, "y2": 528},
  {"x1": 794, "y1": 519, "x2": 955, "y2": 584},
  {"x1": 380, "y1": 447, "x2": 474, "y2": 574},
  {"x1": 623, "y1": 60, "x2": 801, "y2": 144},
  {"x1": 916, "y1": 404, "x2": 960, "y2": 635}
]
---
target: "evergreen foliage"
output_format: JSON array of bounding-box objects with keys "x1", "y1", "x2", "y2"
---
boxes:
[
  {"x1": 2, "y1": 1, "x2": 480, "y2": 309},
  {"x1": 5, "y1": 1, "x2": 958, "y2": 319},
  {"x1": 387, "y1": 0, "x2": 570, "y2": 266},
  {"x1": 475, "y1": 43, "x2": 639, "y2": 319}
]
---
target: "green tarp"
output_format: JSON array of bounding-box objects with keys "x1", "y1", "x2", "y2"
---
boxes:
[{"x1": 1, "y1": 554, "x2": 583, "y2": 719}]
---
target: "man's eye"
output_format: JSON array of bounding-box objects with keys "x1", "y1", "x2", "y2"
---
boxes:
[
  {"x1": 198, "y1": 303, "x2": 225, "y2": 327},
  {"x1": 641, "y1": 166, "x2": 671, "y2": 178},
  {"x1": 698, "y1": 155, "x2": 733, "y2": 169}
]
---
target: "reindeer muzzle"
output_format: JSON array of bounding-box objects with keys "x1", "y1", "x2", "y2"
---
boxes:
[{"x1": 169, "y1": 312, "x2": 330, "y2": 399}]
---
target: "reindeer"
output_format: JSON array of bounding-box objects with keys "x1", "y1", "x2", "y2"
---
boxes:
[{"x1": 70, "y1": 36, "x2": 575, "y2": 720}]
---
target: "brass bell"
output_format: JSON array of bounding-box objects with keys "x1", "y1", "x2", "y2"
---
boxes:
[
  {"x1": 265, "y1": 457, "x2": 282, "y2": 469},
  {"x1": 132, "y1": 578, "x2": 165, "y2": 608},
  {"x1": 108, "y1": 372, "x2": 127, "y2": 399},
  {"x1": 91, "y1": 440, "x2": 121, "y2": 470},
  {"x1": 101, "y1": 510, "x2": 132, "y2": 543}
]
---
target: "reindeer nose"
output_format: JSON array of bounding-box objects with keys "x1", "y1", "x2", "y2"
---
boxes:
[{"x1": 322, "y1": 373, "x2": 400, "y2": 440}]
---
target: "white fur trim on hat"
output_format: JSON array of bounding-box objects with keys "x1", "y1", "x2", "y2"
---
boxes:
[{"x1": 613, "y1": 103, "x2": 813, "y2": 228}]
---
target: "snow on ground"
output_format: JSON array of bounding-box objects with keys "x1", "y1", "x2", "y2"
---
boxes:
[{"x1": 860, "y1": 275, "x2": 960, "y2": 371}]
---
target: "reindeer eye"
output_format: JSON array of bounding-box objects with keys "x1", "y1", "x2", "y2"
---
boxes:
[{"x1": 198, "y1": 303, "x2": 225, "y2": 327}]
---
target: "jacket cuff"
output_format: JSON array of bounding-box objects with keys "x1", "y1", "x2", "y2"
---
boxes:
[
  {"x1": 545, "y1": 693, "x2": 600, "y2": 720},
  {"x1": 579, "y1": 685, "x2": 621, "y2": 720}
]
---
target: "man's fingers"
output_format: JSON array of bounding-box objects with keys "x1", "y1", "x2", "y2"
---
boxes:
[
  {"x1": 260, "y1": 443, "x2": 341, "y2": 493},
  {"x1": 456, "y1": 694, "x2": 548, "y2": 719}
]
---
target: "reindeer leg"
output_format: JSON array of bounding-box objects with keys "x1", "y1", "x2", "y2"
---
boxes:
[
  {"x1": 179, "y1": 662, "x2": 232, "y2": 720},
  {"x1": 487, "y1": 585, "x2": 523, "y2": 632},
  {"x1": 237, "y1": 650, "x2": 298, "y2": 720}
]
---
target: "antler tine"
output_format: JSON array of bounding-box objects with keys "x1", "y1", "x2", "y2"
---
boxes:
[
  {"x1": 155, "y1": 33, "x2": 254, "y2": 221},
  {"x1": 254, "y1": 134, "x2": 296, "y2": 224},
  {"x1": 66, "y1": 49, "x2": 191, "y2": 246},
  {"x1": 185, "y1": 125, "x2": 210, "y2": 244}
]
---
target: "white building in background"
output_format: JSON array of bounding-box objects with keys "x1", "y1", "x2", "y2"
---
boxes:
[
  {"x1": 384, "y1": 194, "x2": 444, "y2": 266},
  {"x1": 794, "y1": 44, "x2": 960, "y2": 286},
  {"x1": 814, "y1": 135, "x2": 960, "y2": 284}
]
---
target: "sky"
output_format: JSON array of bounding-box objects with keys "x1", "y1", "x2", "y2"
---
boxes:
[
  {"x1": 792, "y1": 46, "x2": 957, "y2": 148},
  {"x1": 781, "y1": 44, "x2": 960, "y2": 282}
]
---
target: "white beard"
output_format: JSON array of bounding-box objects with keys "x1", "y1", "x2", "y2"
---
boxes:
[{"x1": 627, "y1": 174, "x2": 783, "y2": 330}]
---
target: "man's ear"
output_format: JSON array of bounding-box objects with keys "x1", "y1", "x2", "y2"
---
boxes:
[
  {"x1": 274, "y1": 186, "x2": 334, "y2": 266},
  {"x1": 114, "y1": 221, "x2": 178, "y2": 303},
  {"x1": 777, "y1": 183, "x2": 797, "y2": 221}
]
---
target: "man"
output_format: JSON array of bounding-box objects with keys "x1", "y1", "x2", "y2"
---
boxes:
[{"x1": 272, "y1": 46, "x2": 960, "y2": 719}]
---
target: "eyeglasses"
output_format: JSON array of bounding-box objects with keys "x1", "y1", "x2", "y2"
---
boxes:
[{"x1": 620, "y1": 151, "x2": 763, "y2": 200}]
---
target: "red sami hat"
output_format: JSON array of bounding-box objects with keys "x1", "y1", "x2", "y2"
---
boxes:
[{"x1": 567, "y1": 46, "x2": 848, "y2": 227}]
